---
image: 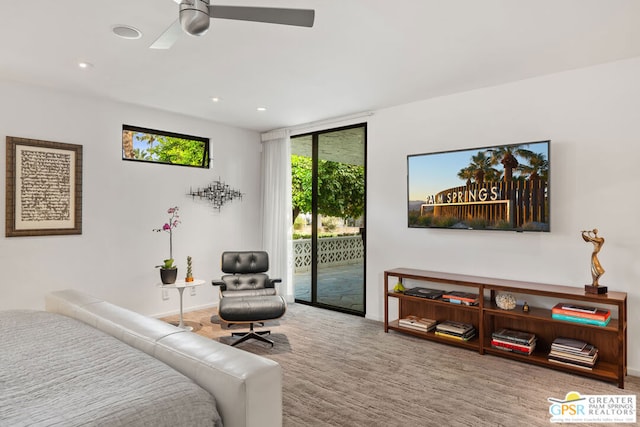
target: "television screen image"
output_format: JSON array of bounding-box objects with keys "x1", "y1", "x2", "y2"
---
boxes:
[{"x1": 407, "y1": 140, "x2": 550, "y2": 232}]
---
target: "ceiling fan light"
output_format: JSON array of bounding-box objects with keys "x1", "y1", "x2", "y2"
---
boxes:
[{"x1": 180, "y1": 1, "x2": 210, "y2": 36}]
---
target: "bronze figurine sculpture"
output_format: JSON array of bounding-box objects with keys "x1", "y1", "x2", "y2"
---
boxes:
[{"x1": 581, "y1": 228, "x2": 607, "y2": 294}]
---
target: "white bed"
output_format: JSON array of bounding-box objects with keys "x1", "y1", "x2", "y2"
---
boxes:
[{"x1": 0, "y1": 290, "x2": 282, "y2": 427}]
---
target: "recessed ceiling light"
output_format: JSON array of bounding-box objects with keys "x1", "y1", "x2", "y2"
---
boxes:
[
  {"x1": 78, "y1": 61, "x2": 94, "y2": 69},
  {"x1": 211, "y1": 97, "x2": 221, "y2": 103},
  {"x1": 257, "y1": 107, "x2": 267, "y2": 112},
  {"x1": 112, "y1": 25, "x2": 143, "y2": 40}
]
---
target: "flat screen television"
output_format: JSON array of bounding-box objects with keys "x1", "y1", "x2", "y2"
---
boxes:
[{"x1": 407, "y1": 140, "x2": 550, "y2": 232}]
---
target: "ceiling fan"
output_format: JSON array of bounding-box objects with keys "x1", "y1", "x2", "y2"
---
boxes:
[{"x1": 150, "y1": 0, "x2": 315, "y2": 49}]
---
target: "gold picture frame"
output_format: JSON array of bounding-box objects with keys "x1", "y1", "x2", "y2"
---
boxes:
[{"x1": 6, "y1": 136, "x2": 82, "y2": 237}]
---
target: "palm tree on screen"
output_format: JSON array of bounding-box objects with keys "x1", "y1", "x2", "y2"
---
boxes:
[
  {"x1": 458, "y1": 151, "x2": 500, "y2": 184},
  {"x1": 518, "y1": 152, "x2": 549, "y2": 181},
  {"x1": 486, "y1": 144, "x2": 535, "y2": 180}
]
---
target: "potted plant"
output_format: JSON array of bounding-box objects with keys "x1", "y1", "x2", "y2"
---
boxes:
[
  {"x1": 154, "y1": 206, "x2": 180, "y2": 284},
  {"x1": 157, "y1": 258, "x2": 178, "y2": 285}
]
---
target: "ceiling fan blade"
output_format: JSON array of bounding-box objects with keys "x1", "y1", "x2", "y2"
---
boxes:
[
  {"x1": 209, "y1": 6, "x2": 315, "y2": 28},
  {"x1": 150, "y1": 19, "x2": 183, "y2": 49}
]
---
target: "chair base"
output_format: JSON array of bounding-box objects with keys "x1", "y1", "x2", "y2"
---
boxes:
[
  {"x1": 227, "y1": 321, "x2": 264, "y2": 329},
  {"x1": 229, "y1": 323, "x2": 274, "y2": 347}
]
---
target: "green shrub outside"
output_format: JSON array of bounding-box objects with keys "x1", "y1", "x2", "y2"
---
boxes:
[
  {"x1": 322, "y1": 217, "x2": 338, "y2": 232},
  {"x1": 293, "y1": 215, "x2": 306, "y2": 230}
]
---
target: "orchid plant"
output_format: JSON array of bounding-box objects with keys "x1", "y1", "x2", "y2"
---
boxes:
[{"x1": 154, "y1": 206, "x2": 180, "y2": 269}]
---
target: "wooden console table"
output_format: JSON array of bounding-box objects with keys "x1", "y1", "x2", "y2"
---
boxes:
[{"x1": 384, "y1": 268, "x2": 627, "y2": 388}]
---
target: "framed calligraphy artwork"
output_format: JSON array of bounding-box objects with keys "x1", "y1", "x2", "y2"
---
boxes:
[{"x1": 6, "y1": 136, "x2": 82, "y2": 237}]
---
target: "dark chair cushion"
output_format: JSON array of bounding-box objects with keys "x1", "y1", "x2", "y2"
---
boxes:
[
  {"x1": 221, "y1": 251, "x2": 269, "y2": 274},
  {"x1": 221, "y1": 288, "x2": 276, "y2": 298},
  {"x1": 218, "y1": 295, "x2": 286, "y2": 323},
  {"x1": 221, "y1": 273, "x2": 271, "y2": 291}
]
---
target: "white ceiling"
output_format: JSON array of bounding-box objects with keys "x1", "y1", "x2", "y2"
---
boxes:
[{"x1": 2, "y1": 1, "x2": 640, "y2": 132}]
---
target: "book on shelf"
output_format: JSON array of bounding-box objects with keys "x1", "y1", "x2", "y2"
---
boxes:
[
  {"x1": 550, "y1": 343, "x2": 598, "y2": 358},
  {"x1": 441, "y1": 291, "x2": 479, "y2": 304},
  {"x1": 435, "y1": 321, "x2": 476, "y2": 341},
  {"x1": 398, "y1": 315, "x2": 437, "y2": 332},
  {"x1": 549, "y1": 337, "x2": 599, "y2": 368},
  {"x1": 493, "y1": 336, "x2": 537, "y2": 348},
  {"x1": 399, "y1": 322, "x2": 435, "y2": 333},
  {"x1": 551, "y1": 303, "x2": 611, "y2": 321},
  {"x1": 550, "y1": 337, "x2": 588, "y2": 351},
  {"x1": 446, "y1": 298, "x2": 479, "y2": 306},
  {"x1": 435, "y1": 320, "x2": 475, "y2": 335},
  {"x1": 491, "y1": 328, "x2": 536, "y2": 345},
  {"x1": 559, "y1": 303, "x2": 598, "y2": 314},
  {"x1": 551, "y1": 313, "x2": 611, "y2": 327},
  {"x1": 549, "y1": 350, "x2": 598, "y2": 364},
  {"x1": 550, "y1": 342, "x2": 598, "y2": 356},
  {"x1": 491, "y1": 338, "x2": 535, "y2": 354},
  {"x1": 434, "y1": 330, "x2": 476, "y2": 341},
  {"x1": 435, "y1": 328, "x2": 476, "y2": 338},
  {"x1": 548, "y1": 357, "x2": 595, "y2": 370},
  {"x1": 549, "y1": 347, "x2": 598, "y2": 359},
  {"x1": 403, "y1": 287, "x2": 445, "y2": 299}
]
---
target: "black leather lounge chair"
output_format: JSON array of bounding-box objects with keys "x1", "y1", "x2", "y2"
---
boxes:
[{"x1": 212, "y1": 251, "x2": 287, "y2": 347}]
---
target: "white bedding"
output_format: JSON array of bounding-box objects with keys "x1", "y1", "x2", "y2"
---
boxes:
[{"x1": 0, "y1": 310, "x2": 222, "y2": 427}]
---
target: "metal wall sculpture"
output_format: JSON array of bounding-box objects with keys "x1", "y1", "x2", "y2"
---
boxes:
[{"x1": 188, "y1": 178, "x2": 243, "y2": 210}]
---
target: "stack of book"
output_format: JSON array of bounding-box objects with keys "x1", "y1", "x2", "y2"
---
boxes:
[
  {"x1": 441, "y1": 291, "x2": 480, "y2": 306},
  {"x1": 491, "y1": 328, "x2": 536, "y2": 355},
  {"x1": 398, "y1": 315, "x2": 437, "y2": 332},
  {"x1": 548, "y1": 337, "x2": 599, "y2": 370},
  {"x1": 434, "y1": 320, "x2": 476, "y2": 341},
  {"x1": 551, "y1": 303, "x2": 611, "y2": 327}
]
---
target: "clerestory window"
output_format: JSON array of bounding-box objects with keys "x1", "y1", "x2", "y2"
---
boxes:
[{"x1": 122, "y1": 124, "x2": 210, "y2": 168}]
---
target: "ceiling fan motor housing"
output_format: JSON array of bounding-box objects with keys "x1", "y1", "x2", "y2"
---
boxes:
[{"x1": 180, "y1": 0, "x2": 210, "y2": 36}]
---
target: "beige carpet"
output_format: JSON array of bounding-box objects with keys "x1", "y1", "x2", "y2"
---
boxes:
[{"x1": 162, "y1": 304, "x2": 639, "y2": 427}]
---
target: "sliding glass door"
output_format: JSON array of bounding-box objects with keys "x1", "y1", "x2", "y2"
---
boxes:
[{"x1": 291, "y1": 124, "x2": 366, "y2": 316}]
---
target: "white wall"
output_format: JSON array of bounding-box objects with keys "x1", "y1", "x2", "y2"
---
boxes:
[
  {"x1": 0, "y1": 81, "x2": 262, "y2": 315},
  {"x1": 366, "y1": 56, "x2": 640, "y2": 374},
  {"x1": 3, "y1": 55, "x2": 639, "y2": 374}
]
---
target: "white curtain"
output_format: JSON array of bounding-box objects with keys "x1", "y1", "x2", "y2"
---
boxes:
[{"x1": 260, "y1": 129, "x2": 294, "y2": 302}]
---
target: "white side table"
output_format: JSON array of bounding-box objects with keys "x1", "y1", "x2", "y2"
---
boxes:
[{"x1": 159, "y1": 279, "x2": 205, "y2": 330}]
